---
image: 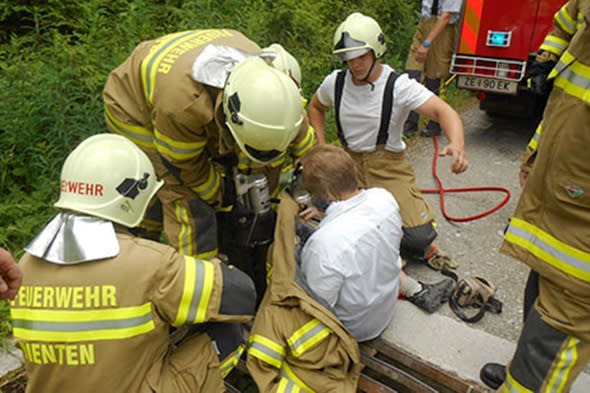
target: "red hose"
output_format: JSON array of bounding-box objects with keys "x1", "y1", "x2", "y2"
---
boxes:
[{"x1": 419, "y1": 136, "x2": 511, "y2": 223}]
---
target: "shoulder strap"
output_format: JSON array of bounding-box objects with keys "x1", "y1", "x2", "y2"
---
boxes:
[
  {"x1": 377, "y1": 71, "x2": 399, "y2": 145},
  {"x1": 334, "y1": 69, "x2": 347, "y2": 146},
  {"x1": 335, "y1": 70, "x2": 399, "y2": 147}
]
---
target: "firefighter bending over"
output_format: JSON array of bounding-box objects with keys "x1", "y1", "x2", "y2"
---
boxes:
[
  {"x1": 308, "y1": 12, "x2": 469, "y2": 291},
  {"x1": 10, "y1": 134, "x2": 256, "y2": 393},
  {"x1": 103, "y1": 31, "x2": 315, "y2": 301},
  {"x1": 480, "y1": 0, "x2": 590, "y2": 390}
]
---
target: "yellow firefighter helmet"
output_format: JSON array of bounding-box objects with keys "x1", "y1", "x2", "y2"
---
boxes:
[
  {"x1": 223, "y1": 56, "x2": 303, "y2": 164},
  {"x1": 333, "y1": 12, "x2": 387, "y2": 61},
  {"x1": 54, "y1": 134, "x2": 163, "y2": 227}
]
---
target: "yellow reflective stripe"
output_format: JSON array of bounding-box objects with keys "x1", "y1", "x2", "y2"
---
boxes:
[
  {"x1": 277, "y1": 378, "x2": 303, "y2": 393},
  {"x1": 270, "y1": 156, "x2": 287, "y2": 169},
  {"x1": 552, "y1": 54, "x2": 590, "y2": 104},
  {"x1": 192, "y1": 165, "x2": 221, "y2": 202},
  {"x1": 11, "y1": 303, "x2": 154, "y2": 342},
  {"x1": 248, "y1": 334, "x2": 285, "y2": 368},
  {"x1": 104, "y1": 106, "x2": 154, "y2": 149},
  {"x1": 11, "y1": 303, "x2": 151, "y2": 322},
  {"x1": 300, "y1": 96, "x2": 308, "y2": 109},
  {"x1": 141, "y1": 31, "x2": 202, "y2": 104},
  {"x1": 194, "y1": 248, "x2": 218, "y2": 260},
  {"x1": 141, "y1": 30, "x2": 234, "y2": 104},
  {"x1": 527, "y1": 122, "x2": 542, "y2": 150},
  {"x1": 501, "y1": 369, "x2": 531, "y2": 392},
  {"x1": 546, "y1": 337, "x2": 579, "y2": 393},
  {"x1": 140, "y1": 218, "x2": 162, "y2": 232},
  {"x1": 539, "y1": 35, "x2": 568, "y2": 56},
  {"x1": 555, "y1": 5, "x2": 575, "y2": 35},
  {"x1": 153, "y1": 128, "x2": 206, "y2": 161},
  {"x1": 505, "y1": 218, "x2": 590, "y2": 282},
  {"x1": 220, "y1": 344, "x2": 245, "y2": 378},
  {"x1": 287, "y1": 319, "x2": 330, "y2": 358},
  {"x1": 175, "y1": 204, "x2": 193, "y2": 256},
  {"x1": 290, "y1": 126, "x2": 316, "y2": 158},
  {"x1": 174, "y1": 256, "x2": 215, "y2": 326},
  {"x1": 279, "y1": 362, "x2": 314, "y2": 393}
]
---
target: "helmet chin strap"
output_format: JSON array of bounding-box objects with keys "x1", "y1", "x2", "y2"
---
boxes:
[{"x1": 359, "y1": 56, "x2": 377, "y2": 91}]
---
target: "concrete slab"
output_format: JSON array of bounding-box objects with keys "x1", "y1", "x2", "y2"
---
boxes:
[{"x1": 381, "y1": 301, "x2": 590, "y2": 392}]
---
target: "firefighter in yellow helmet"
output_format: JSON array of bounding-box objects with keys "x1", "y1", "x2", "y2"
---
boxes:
[
  {"x1": 103, "y1": 31, "x2": 315, "y2": 300},
  {"x1": 480, "y1": 1, "x2": 590, "y2": 390},
  {"x1": 308, "y1": 12, "x2": 468, "y2": 283},
  {"x1": 10, "y1": 134, "x2": 257, "y2": 393},
  {"x1": 262, "y1": 43, "x2": 302, "y2": 89}
]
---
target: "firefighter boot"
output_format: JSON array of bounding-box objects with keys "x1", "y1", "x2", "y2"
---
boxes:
[
  {"x1": 407, "y1": 277, "x2": 455, "y2": 313},
  {"x1": 403, "y1": 70, "x2": 422, "y2": 135},
  {"x1": 421, "y1": 78, "x2": 442, "y2": 137},
  {"x1": 480, "y1": 362, "x2": 506, "y2": 389}
]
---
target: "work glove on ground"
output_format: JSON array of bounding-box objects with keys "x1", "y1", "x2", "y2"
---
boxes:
[{"x1": 427, "y1": 247, "x2": 459, "y2": 270}]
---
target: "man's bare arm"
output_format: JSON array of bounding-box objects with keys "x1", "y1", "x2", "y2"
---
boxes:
[
  {"x1": 416, "y1": 95, "x2": 469, "y2": 174},
  {"x1": 308, "y1": 93, "x2": 330, "y2": 144}
]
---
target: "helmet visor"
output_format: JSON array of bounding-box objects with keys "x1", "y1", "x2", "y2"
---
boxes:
[{"x1": 333, "y1": 32, "x2": 370, "y2": 61}]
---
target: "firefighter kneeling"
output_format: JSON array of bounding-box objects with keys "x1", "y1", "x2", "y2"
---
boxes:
[{"x1": 10, "y1": 134, "x2": 256, "y2": 393}]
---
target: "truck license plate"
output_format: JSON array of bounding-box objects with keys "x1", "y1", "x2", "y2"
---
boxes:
[{"x1": 457, "y1": 76, "x2": 518, "y2": 95}]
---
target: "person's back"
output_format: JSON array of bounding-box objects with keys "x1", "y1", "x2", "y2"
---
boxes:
[
  {"x1": 14, "y1": 233, "x2": 199, "y2": 393},
  {"x1": 10, "y1": 134, "x2": 256, "y2": 393},
  {"x1": 301, "y1": 187, "x2": 402, "y2": 341}
]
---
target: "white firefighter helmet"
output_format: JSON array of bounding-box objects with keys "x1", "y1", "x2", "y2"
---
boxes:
[
  {"x1": 262, "y1": 43, "x2": 302, "y2": 87},
  {"x1": 332, "y1": 12, "x2": 387, "y2": 61},
  {"x1": 223, "y1": 56, "x2": 303, "y2": 164},
  {"x1": 54, "y1": 134, "x2": 163, "y2": 227}
]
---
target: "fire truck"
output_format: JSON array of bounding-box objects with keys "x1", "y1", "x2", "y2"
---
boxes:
[{"x1": 450, "y1": 0, "x2": 566, "y2": 118}]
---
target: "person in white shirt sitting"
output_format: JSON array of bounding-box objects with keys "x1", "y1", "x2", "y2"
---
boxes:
[{"x1": 299, "y1": 144, "x2": 454, "y2": 342}]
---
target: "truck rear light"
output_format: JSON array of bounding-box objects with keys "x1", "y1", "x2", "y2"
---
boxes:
[
  {"x1": 477, "y1": 91, "x2": 487, "y2": 101},
  {"x1": 451, "y1": 55, "x2": 526, "y2": 81},
  {"x1": 497, "y1": 63, "x2": 509, "y2": 78}
]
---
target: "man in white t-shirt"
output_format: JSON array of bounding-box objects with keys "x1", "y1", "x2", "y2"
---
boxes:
[
  {"x1": 308, "y1": 12, "x2": 468, "y2": 278},
  {"x1": 299, "y1": 145, "x2": 456, "y2": 341}
]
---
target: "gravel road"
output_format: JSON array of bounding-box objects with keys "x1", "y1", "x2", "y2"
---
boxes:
[{"x1": 403, "y1": 103, "x2": 537, "y2": 344}]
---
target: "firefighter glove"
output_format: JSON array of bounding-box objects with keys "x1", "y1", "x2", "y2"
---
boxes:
[{"x1": 528, "y1": 57, "x2": 556, "y2": 96}]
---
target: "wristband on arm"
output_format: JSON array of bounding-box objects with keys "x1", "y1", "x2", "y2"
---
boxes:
[{"x1": 422, "y1": 39, "x2": 431, "y2": 48}]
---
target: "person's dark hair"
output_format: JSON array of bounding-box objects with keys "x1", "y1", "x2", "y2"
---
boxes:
[{"x1": 301, "y1": 144, "x2": 359, "y2": 201}]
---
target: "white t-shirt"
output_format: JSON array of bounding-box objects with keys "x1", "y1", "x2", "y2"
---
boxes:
[
  {"x1": 421, "y1": 0, "x2": 462, "y2": 24},
  {"x1": 315, "y1": 65, "x2": 433, "y2": 153},
  {"x1": 301, "y1": 188, "x2": 403, "y2": 342}
]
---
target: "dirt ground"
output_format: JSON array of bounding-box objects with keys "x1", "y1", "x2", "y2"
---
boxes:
[{"x1": 403, "y1": 102, "x2": 538, "y2": 344}]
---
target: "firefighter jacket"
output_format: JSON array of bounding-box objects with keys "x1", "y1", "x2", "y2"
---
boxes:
[
  {"x1": 501, "y1": 0, "x2": 590, "y2": 340},
  {"x1": 103, "y1": 29, "x2": 315, "y2": 206},
  {"x1": 10, "y1": 231, "x2": 256, "y2": 393},
  {"x1": 521, "y1": 0, "x2": 590, "y2": 167},
  {"x1": 247, "y1": 193, "x2": 362, "y2": 392}
]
